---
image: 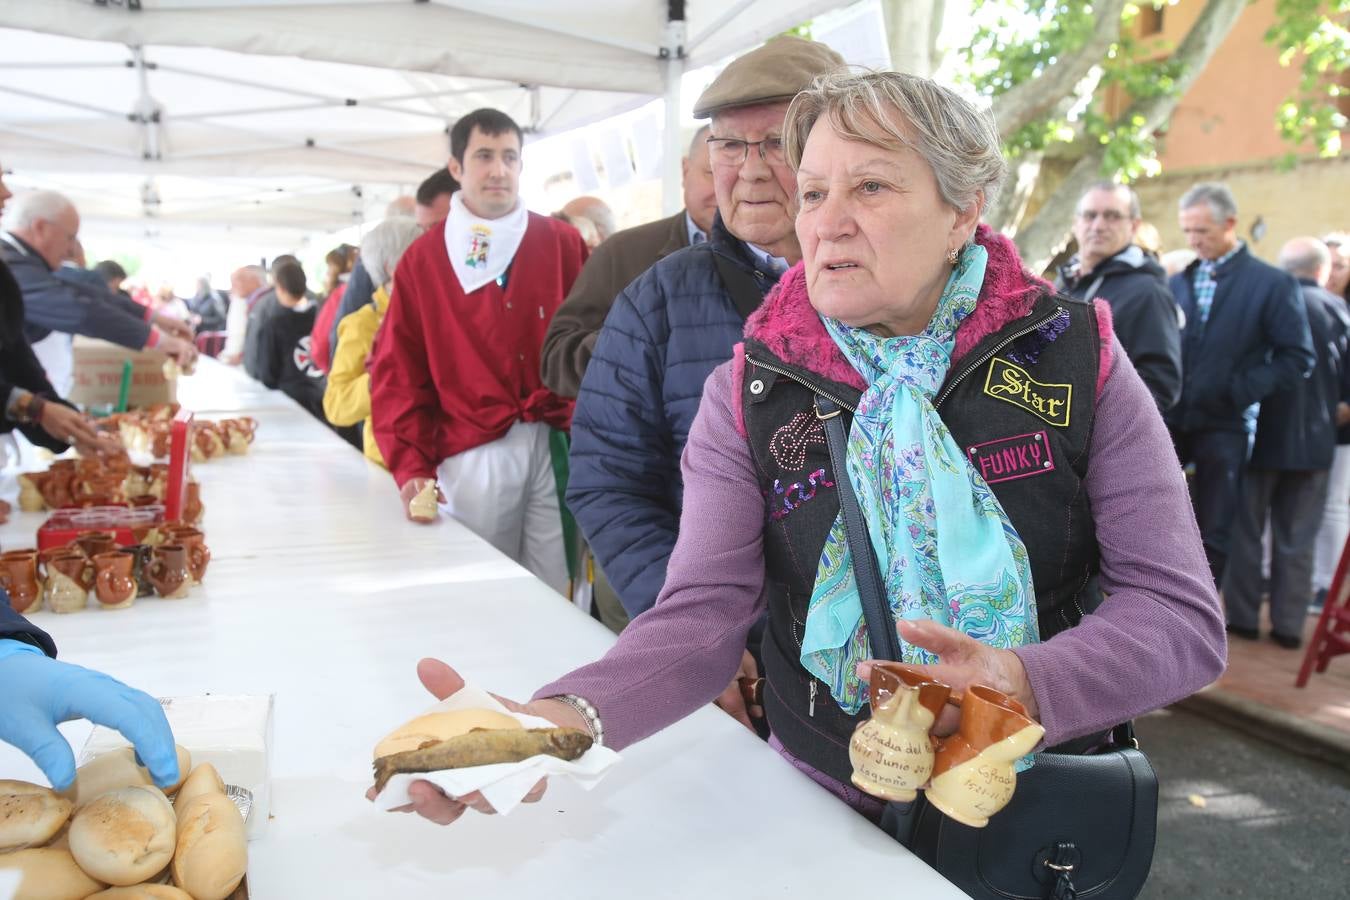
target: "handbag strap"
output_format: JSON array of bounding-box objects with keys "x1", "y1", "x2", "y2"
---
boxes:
[{"x1": 814, "y1": 395, "x2": 904, "y2": 663}]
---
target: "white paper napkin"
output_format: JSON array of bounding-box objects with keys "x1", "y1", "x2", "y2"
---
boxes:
[{"x1": 371, "y1": 685, "x2": 620, "y2": 815}]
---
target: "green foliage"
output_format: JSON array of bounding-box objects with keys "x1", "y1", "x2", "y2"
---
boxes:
[
  {"x1": 960, "y1": 0, "x2": 1346, "y2": 182},
  {"x1": 1265, "y1": 0, "x2": 1349, "y2": 157},
  {"x1": 958, "y1": 0, "x2": 1181, "y2": 178}
]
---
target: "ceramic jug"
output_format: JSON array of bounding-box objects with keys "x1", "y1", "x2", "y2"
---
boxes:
[
  {"x1": 74, "y1": 531, "x2": 118, "y2": 559},
  {"x1": 0, "y1": 551, "x2": 43, "y2": 614},
  {"x1": 123, "y1": 544, "x2": 156, "y2": 598},
  {"x1": 165, "y1": 526, "x2": 210, "y2": 584},
  {"x1": 92, "y1": 551, "x2": 137, "y2": 609},
  {"x1": 147, "y1": 544, "x2": 191, "y2": 599},
  {"x1": 182, "y1": 481, "x2": 204, "y2": 526},
  {"x1": 17, "y1": 472, "x2": 47, "y2": 511},
  {"x1": 925, "y1": 684, "x2": 1045, "y2": 828},
  {"x1": 44, "y1": 554, "x2": 92, "y2": 614},
  {"x1": 849, "y1": 662, "x2": 952, "y2": 803}
]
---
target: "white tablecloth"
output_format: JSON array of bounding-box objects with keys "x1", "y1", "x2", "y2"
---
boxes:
[{"x1": 0, "y1": 359, "x2": 963, "y2": 898}]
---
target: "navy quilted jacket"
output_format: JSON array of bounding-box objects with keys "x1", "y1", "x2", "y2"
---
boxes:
[{"x1": 567, "y1": 216, "x2": 778, "y2": 618}]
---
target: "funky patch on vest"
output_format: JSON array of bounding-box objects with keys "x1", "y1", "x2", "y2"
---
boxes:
[
  {"x1": 967, "y1": 431, "x2": 1055, "y2": 485},
  {"x1": 982, "y1": 357, "x2": 1072, "y2": 427}
]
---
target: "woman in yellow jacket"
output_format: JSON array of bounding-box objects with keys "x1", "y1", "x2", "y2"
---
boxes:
[{"x1": 323, "y1": 217, "x2": 424, "y2": 467}]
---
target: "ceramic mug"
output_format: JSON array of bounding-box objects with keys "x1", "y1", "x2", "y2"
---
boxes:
[
  {"x1": 147, "y1": 544, "x2": 191, "y2": 599},
  {"x1": 74, "y1": 530, "x2": 118, "y2": 559},
  {"x1": 848, "y1": 662, "x2": 952, "y2": 803},
  {"x1": 0, "y1": 550, "x2": 43, "y2": 614},
  {"x1": 925, "y1": 684, "x2": 1045, "y2": 828},
  {"x1": 122, "y1": 543, "x2": 156, "y2": 598},
  {"x1": 91, "y1": 550, "x2": 137, "y2": 610},
  {"x1": 164, "y1": 526, "x2": 210, "y2": 584},
  {"x1": 182, "y1": 481, "x2": 204, "y2": 526},
  {"x1": 43, "y1": 553, "x2": 93, "y2": 614}
]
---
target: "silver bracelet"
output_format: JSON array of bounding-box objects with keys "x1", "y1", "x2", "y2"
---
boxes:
[{"x1": 552, "y1": 694, "x2": 605, "y2": 747}]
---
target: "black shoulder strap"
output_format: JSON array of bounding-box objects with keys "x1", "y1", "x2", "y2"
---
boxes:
[
  {"x1": 712, "y1": 251, "x2": 767, "y2": 321},
  {"x1": 815, "y1": 395, "x2": 903, "y2": 663}
]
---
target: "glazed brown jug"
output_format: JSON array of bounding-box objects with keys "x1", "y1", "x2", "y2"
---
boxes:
[
  {"x1": 925, "y1": 684, "x2": 1045, "y2": 828},
  {"x1": 147, "y1": 544, "x2": 191, "y2": 599},
  {"x1": 92, "y1": 550, "x2": 137, "y2": 609},
  {"x1": 44, "y1": 553, "x2": 93, "y2": 614},
  {"x1": 182, "y1": 480, "x2": 204, "y2": 526},
  {"x1": 848, "y1": 662, "x2": 952, "y2": 802},
  {"x1": 0, "y1": 550, "x2": 43, "y2": 614},
  {"x1": 74, "y1": 530, "x2": 118, "y2": 559},
  {"x1": 164, "y1": 526, "x2": 210, "y2": 584},
  {"x1": 123, "y1": 544, "x2": 156, "y2": 598}
]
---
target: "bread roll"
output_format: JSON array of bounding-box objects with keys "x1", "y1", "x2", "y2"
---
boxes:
[
  {"x1": 0, "y1": 780, "x2": 73, "y2": 851},
  {"x1": 87, "y1": 886, "x2": 193, "y2": 899},
  {"x1": 68, "y1": 786, "x2": 176, "y2": 887},
  {"x1": 66, "y1": 747, "x2": 191, "y2": 809},
  {"x1": 171, "y1": 793, "x2": 246, "y2": 900},
  {"x1": 0, "y1": 846, "x2": 105, "y2": 900},
  {"x1": 373, "y1": 708, "x2": 522, "y2": 760},
  {"x1": 171, "y1": 763, "x2": 225, "y2": 816}
]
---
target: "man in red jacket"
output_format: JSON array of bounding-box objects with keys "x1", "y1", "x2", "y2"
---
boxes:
[{"x1": 369, "y1": 108, "x2": 587, "y2": 593}]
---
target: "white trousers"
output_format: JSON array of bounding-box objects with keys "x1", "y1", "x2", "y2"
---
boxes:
[
  {"x1": 1313, "y1": 444, "x2": 1350, "y2": 589},
  {"x1": 436, "y1": 421, "x2": 566, "y2": 595}
]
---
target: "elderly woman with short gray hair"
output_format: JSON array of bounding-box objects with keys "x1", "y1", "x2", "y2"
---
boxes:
[
  {"x1": 394, "y1": 71, "x2": 1225, "y2": 837},
  {"x1": 323, "y1": 216, "x2": 424, "y2": 468}
]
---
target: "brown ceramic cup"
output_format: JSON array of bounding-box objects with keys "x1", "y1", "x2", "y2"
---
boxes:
[
  {"x1": 147, "y1": 544, "x2": 191, "y2": 599},
  {"x1": 91, "y1": 550, "x2": 137, "y2": 609},
  {"x1": 123, "y1": 543, "x2": 155, "y2": 598},
  {"x1": 74, "y1": 530, "x2": 118, "y2": 559},
  {"x1": 43, "y1": 553, "x2": 92, "y2": 613},
  {"x1": 182, "y1": 481, "x2": 204, "y2": 526},
  {"x1": 0, "y1": 550, "x2": 43, "y2": 614},
  {"x1": 163, "y1": 526, "x2": 209, "y2": 584}
]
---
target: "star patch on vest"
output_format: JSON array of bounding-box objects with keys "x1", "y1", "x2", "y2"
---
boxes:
[
  {"x1": 967, "y1": 430, "x2": 1055, "y2": 484},
  {"x1": 982, "y1": 357, "x2": 1071, "y2": 427}
]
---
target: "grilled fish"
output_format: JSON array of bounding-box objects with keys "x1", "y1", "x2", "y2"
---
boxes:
[{"x1": 372, "y1": 727, "x2": 593, "y2": 792}]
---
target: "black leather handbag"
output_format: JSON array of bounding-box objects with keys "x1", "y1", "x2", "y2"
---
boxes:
[{"x1": 816, "y1": 396, "x2": 1158, "y2": 899}]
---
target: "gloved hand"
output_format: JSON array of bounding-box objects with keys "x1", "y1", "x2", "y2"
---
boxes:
[{"x1": 0, "y1": 640, "x2": 179, "y2": 791}]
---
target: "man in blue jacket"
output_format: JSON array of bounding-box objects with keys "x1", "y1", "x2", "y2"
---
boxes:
[
  {"x1": 566, "y1": 37, "x2": 845, "y2": 636},
  {"x1": 1224, "y1": 238, "x2": 1350, "y2": 648},
  {"x1": 1168, "y1": 182, "x2": 1314, "y2": 588},
  {"x1": 1, "y1": 190, "x2": 197, "y2": 395}
]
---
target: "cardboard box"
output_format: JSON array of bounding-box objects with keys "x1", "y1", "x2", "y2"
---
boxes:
[{"x1": 68, "y1": 336, "x2": 177, "y2": 409}]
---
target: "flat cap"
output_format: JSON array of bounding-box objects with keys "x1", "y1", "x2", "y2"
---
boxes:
[{"x1": 693, "y1": 36, "x2": 846, "y2": 119}]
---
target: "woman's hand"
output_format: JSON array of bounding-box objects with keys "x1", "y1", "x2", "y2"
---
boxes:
[
  {"x1": 713, "y1": 649, "x2": 763, "y2": 732},
  {"x1": 855, "y1": 619, "x2": 1038, "y2": 736},
  {"x1": 367, "y1": 658, "x2": 587, "y2": 825},
  {"x1": 38, "y1": 402, "x2": 100, "y2": 451}
]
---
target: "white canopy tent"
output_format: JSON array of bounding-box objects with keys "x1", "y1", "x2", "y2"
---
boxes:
[{"x1": 0, "y1": 0, "x2": 854, "y2": 235}]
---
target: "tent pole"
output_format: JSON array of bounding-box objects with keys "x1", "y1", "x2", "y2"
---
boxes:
[{"x1": 661, "y1": 2, "x2": 687, "y2": 216}]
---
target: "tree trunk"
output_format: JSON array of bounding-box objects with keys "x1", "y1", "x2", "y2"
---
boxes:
[
  {"x1": 1012, "y1": 0, "x2": 1251, "y2": 270},
  {"x1": 882, "y1": 0, "x2": 944, "y2": 77},
  {"x1": 990, "y1": 0, "x2": 1128, "y2": 137},
  {"x1": 985, "y1": 150, "x2": 1045, "y2": 235}
]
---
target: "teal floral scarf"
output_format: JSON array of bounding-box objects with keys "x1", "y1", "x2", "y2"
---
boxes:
[{"x1": 799, "y1": 244, "x2": 1040, "y2": 714}]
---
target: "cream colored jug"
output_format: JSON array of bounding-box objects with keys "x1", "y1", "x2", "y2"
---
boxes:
[{"x1": 848, "y1": 663, "x2": 952, "y2": 803}]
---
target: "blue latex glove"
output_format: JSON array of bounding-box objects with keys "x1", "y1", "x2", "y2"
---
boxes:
[{"x1": 0, "y1": 639, "x2": 179, "y2": 791}]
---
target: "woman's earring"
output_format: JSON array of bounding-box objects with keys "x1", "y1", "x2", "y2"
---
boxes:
[{"x1": 946, "y1": 247, "x2": 960, "y2": 265}]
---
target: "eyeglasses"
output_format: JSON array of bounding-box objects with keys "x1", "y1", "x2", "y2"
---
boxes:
[
  {"x1": 1077, "y1": 209, "x2": 1130, "y2": 223},
  {"x1": 706, "y1": 136, "x2": 786, "y2": 167}
]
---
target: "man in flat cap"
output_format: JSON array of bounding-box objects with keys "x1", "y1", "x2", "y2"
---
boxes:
[{"x1": 564, "y1": 38, "x2": 843, "y2": 676}]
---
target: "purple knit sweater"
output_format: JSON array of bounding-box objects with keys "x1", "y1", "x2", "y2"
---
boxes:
[{"x1": 537, "y1": 231, "x2": 1226, "y2": 754}]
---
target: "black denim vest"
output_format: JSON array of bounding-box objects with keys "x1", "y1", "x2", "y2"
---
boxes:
[{"x1": 742, "y1": 292, "x2": 1101, "y2": 785}]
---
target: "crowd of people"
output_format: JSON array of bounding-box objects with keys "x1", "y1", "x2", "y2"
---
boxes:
[{"x1": 1, "y1": 33, "x2": 1347, "y2": 875}]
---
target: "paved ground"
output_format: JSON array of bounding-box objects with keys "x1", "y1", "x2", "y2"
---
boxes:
[{"x1": 1138, "y1": 704, "x2": 1350, "y2": 899}]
